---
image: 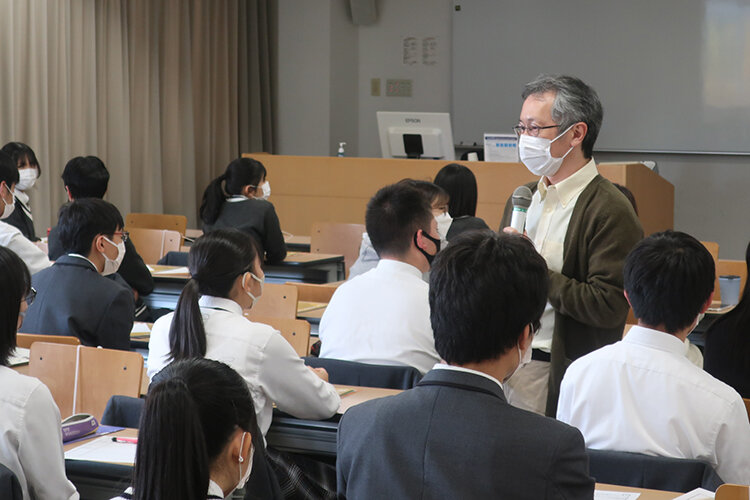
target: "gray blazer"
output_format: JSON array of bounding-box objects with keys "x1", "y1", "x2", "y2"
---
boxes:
[
  {"x1": 337, "y1": 369, "x2": 594, "y2": 500},
  {"x1": 21, "y1": 255, "x2": 134, "y2": 349}
]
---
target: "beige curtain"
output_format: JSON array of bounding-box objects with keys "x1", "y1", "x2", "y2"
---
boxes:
[{"x1": 0, "y1": 0, "x2": 274, "y2": 230}]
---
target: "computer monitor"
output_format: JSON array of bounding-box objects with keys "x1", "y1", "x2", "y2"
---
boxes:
[{"x1": 377, "y1": 111, "x2": 455, "y2": 160}]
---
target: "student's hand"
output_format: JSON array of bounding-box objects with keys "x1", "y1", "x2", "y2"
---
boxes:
[{"x1": 309, "y1": 366, "x2": 329, "y2": 382}]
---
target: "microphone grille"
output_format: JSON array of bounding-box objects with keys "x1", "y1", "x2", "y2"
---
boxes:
[{"x1": 511, "y1": 185, "x2": 533, "y2": 209}]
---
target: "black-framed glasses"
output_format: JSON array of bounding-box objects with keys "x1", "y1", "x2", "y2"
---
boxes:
[
  {"x1": 512, "y1": 124, "x2": 560, "y2": 137},
  {"x1": 113, "y1": 231, "x2": 129, "y2": 242},
  {"x1": 24, "y1": 287, "x2": 36, "y2": 307}
]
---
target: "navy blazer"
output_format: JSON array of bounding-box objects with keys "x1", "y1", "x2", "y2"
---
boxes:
[
  {"x1": 21, "y1": 255, "x2": 134, "y2": 349},
  {"x1": 337, "y1": 368, "x2": 594, "y2": 500}
]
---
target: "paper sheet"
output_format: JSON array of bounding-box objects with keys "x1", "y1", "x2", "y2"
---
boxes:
[
  {"x1": 594, "y1": 491, "x2": 640, "y2": 500},
  {"x1": 131, "y1": 322, "x2": 152, "y2": 334},
  {"x1": 153, "y1": 266, "x2": 189, "y2": 275},
  {"x1": 8, "y1": 347, "x2": 30, "y2": 366},
  {"x1": 673, "y1": 488, "x2": 715, "y2": 500},
  {"x1": 64, "y1": 436, "x2": 136, "y2": 465}
]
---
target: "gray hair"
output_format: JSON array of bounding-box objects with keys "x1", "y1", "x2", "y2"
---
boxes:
[{"x1": 522, "y1": 74, "x2": 603, "y2": 158}]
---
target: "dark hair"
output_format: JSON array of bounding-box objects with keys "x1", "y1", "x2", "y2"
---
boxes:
[
  {"x1": 61, "y1": 156, "x2": 110, "y2": 199},
  {"x1": 0, "y1": 152, "x2": 20, "y2": 187},
  {"x1": 400, "y1": 179, "x2": 448, "y2": 209},
  {"x1": 434, "y1": 163, "x2": 479, "y2": 217},
  {"x1": 429, "y1": 231, "x2": 548, "y2": 364},
  {"x1": 365, "y1": 182, "x2": 434, "y2": 257},
  {"x1": 56, "y1": 198, "x2": 124, "y2": 255},
  {"x1": 624, "y1": 231, "x2": 714, "y2": 334},
  {"x1": 0, "y1": 247, "x2": 31, "y2": 366},
  {"x1": 613, "y1": 183, "x2": 638, "y2": 216},
  {"x1": 1, "y1": 142, "x2": 40, "y2": 177},
  {"x1": 705, "y1": 240, "x2": 750, "y2": 371},
  {"x1": 199, "y1": 158, "x2": 267, "y2": 225},
  {"x1": 522, "y1": 74, "x2": 603, "y2": 158},
  {"x1": 133, "y1": 358, "x2": 260, "y2": 500},
  {"x1": 169, "y1": 229, "x2": 260, "y2": 361}
]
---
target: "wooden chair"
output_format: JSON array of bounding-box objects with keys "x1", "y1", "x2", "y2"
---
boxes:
[
  {"x1": 243, "y1": 283, "x2": 298, "y2": 320},
  {"x1": 717, "y1": 259, "x2": 747, "y2": 301},
  {"x1": 126, "y1": 212, "x2": 187, "y2": 236},
  {"x1": 126, "y1": 227, "x2": 182, "y2": 264},
  {"x1": 251, "y1": 316, "x2": 311, "y2": 357},
  {"x1": 700, "y1": 241, "x2": 720, "y2": 301},
  {"x1": 28, "y1": 343, "x2": 143, "y2": 421},
  {"x1": 285, "y1": 281, "x2": 340, "y2": 303},
  {"x1": 310, "y1": 222, "x2": 366, "y2": 278},
  {"x1": 716, "y1": 484, "x2": 750, "y2": 500},
  {"x1": 15, "y1": 334, "x2": 80, "y2": 349}
]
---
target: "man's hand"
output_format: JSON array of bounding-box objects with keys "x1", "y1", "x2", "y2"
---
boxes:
[{"x1": 309, "y1": 366, "x2": 330, "y2": 382}]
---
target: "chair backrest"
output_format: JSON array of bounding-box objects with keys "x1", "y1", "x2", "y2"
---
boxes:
[
  {"x1": 15, "y1": 333, "x2": 81, "y2": 349},
  {"x1": 244, "y1": 283, "x2": 298, "y2": 320},
  {"x1": 285, "y1": 282, "x2": 340, "y2": 303},
  {"x1": 29, "y1": 343, "x2": 144, "y2": 421},
  {"x1": 586, "y1": 448, "x2": 724, "y2": 493},
  {"x1": 716, "y1": 484, "x2": 750, "y2": 500},
  {"x1": 303, "y1": 357, "x2": 422, "y2": 390},
  {"x1": 744, "y1": 398, "x2": 750, "y2": 423},
  {"x1": 700, "y1": 241, "x2": 720, "y2": 301},
  {"x1": 127, "y1": 227, "x2": 182, "y2": 264},
  {"x1": 126, "y1": 212, "x2": 187, "y2": 236},
  {"x1": 252, "y1": 316, "x2": 311, "y2": 357},
  {"x1": 101, "y1": 395, "x2": 146, "y2": 428},
  {"x1": 310, "y1": 222, "x2": 366, "y2": 278},
  {"x1": 717, "y1": 259, "x2": 748, "y2": 301}
]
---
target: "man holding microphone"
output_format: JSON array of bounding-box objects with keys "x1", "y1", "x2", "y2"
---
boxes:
[{"x1": 500, "y1": 74, "x2": 642, "y2": 417}]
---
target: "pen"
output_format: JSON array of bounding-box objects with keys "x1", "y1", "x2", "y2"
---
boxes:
[{"x1": 111, "y1": 436, "x2": 138, "y2": 444}]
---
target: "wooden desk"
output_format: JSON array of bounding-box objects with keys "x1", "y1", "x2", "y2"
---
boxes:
[
  {"x1": 64, "y1": 428, "x2": 137, "y2": 498},
  {"x1": 285, "y1": 234, "x2": 311, "y2": 252},
  {"x1": 595, "y1": 483, "x2": 681, "y2": 499}
]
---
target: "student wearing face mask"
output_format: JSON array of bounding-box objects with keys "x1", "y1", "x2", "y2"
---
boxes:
[
  {"x1": 499, "y1": 75, "x2": 642, "y2": 417},
  {"x1": 0, "y1": 142, "x2": 42, "y2": 241},
  {"x1": 0, "y1": 152, "x2": 51, "y2": 275},
  {"x1": 200, "y1": 158, "x2": 286, "y2": 264},
  {"x1": 0, "y1": 246, "x2": 79, "y2": 500},
  {"x1": 113, "y1": 359, "x2": 267, "y2": 500},
  {"x1": 147, "y1": 229, "x2": 339, "y2": 437},
  {"x1": 20, "y1": 198, "x2": 134, "y2": 349},
  {"x1": 337, "y1": 231, "x2": 594, "y2": 499},
  {"x1": 433, "y1": 163, "x2": 489, "y2": 240}
]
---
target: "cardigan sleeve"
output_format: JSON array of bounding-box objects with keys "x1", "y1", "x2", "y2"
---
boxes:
[{"x1": 262, "y1": 203, "x2": 287, "y2": 264}]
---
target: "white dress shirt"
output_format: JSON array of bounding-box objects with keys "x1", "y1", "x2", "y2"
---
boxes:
[
  {"x1": 0, "y1": 221, "x2": 50, "y2": 275},
  {"x1": 319, "y1": 259, "x2": 440, "y2": 374},
  {"x1": 525, "y1": 158, "x2": 598, "y2": 352},
  {"x1": 432, "y1": 363, "x2": 503, "y2": 389},
  {"x1": 0, "y1": 366, "x2": 78, "y2": 500},
  {"x1": 148, "y1": 296, "x2": 340, "y2": 435},
  {"x1": 557, "y1": 325, "x2": 750, "y2": 485},
  {"x1": 113, "y1": 479, "x2": 225, "y2": 499}
]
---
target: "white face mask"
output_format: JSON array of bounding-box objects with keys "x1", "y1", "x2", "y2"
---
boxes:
[
  {"x1": 503, "y1": 326, "x2": 534, "y2": 383},
  {"x1": 1, "y1": 184, "x2": 16, "y2": 219},
  {"x1": 242, "y1": 271, "x2": 265, "y2": 307},
  {"x1": 16, "y1": 169, "x2": 38, "y2": 192},
  {"x1": 229, "y1": 432, "x2": 254, "y2": 495},
  {"x1": 518, "y1": 124, "x2": 575, "y2": 178},
  {"x1": 260, "y1": 181, "x2": 271, "y2": 200},
  {"x1": 434, "y1": 212, "x2": 452, "y2": 243},
  {"x1": 101, "y1": 236, "x2": 126, "y2": 275}
]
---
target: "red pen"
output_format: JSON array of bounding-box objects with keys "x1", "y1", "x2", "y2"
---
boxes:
[{"x1": 111, "y1": 436, "x2": 138, "y2": 444}]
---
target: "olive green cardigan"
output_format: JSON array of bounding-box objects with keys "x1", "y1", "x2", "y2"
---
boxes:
[{"x1": 500, "y1": 174, "x2": 643, "y2": 416}]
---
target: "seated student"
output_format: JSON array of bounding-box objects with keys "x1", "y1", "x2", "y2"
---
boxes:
[
  {"x1": 433, "y1": 163, "x2": 489, "y2": 240},
  {"x1": 113, "y1": 359, "x2": 264, "y2": 500},
  {"x1": 348, "y1": 179, "x2": 449, "y2": 280},
  {"x1": 147, "y1": 229, "x2": 339, "y2": 436},
  {"x1": 21, "y1": 198, "x2": 134, "y2": 349},
  {"x1": 557, "y1": 231, "x2": 750, "y2": 485},
  {"x1": 0, "y1": 152, "x2": 50, "y2": 275},
  {"x1": 0, "y1": 246, "x2": 78, "y2": 500},
  {"x1": 337, "y1": 231, "x2": 594, "y2": 499},
  {"x1": 200, "y1": 157, "x2": 286, "y2": 264},
  {"x1": 1, "y1": 142, "x2": 41, "y2": 241},
  {"x1": 704, "y1": 239, "x2": 750, "y2": 398},
  {"x1": 48, "y1": 156, "x2": 154, "y2": 319},
  {"x1": 320, "y1": 182, "x2": 442, "y2": 374}
]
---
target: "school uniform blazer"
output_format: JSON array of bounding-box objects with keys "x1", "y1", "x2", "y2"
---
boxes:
[
  {"x1": 21, "y1": 255, "x2": 134, "y2": 349},
  {"x1": 202, "y1": 197, "x2": 287, "y2": 264},
  {"x1": 337, "y1": 368, "x2": 594, "y2": 500}
]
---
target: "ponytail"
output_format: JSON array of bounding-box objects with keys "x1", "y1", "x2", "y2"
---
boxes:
[
  {"x1": 133, "y1": 378, "x2": 209, "y2": 500},
  {"x1": 168, "y1": 279, "x2": 207, "y2": 361},
  {"x1": 199, "y1": 174, "x2": 228, "y2": 225}
]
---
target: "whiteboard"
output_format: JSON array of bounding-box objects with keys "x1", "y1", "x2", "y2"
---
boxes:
[{"x1": 451, "y1": 0, "x2": 750, "y2": 154}]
